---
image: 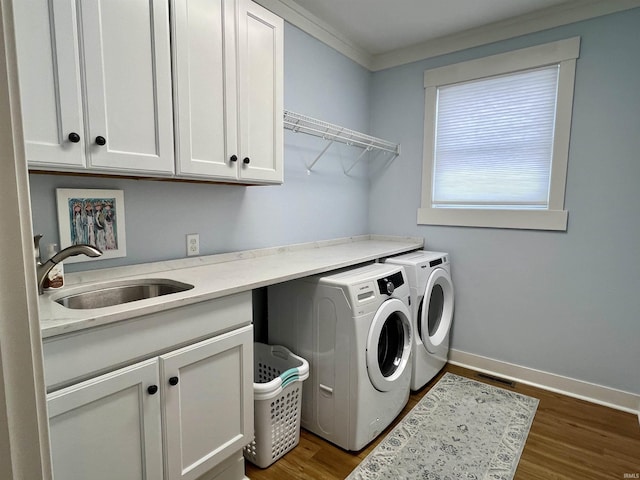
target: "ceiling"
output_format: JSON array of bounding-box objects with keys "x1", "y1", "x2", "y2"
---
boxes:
[{"x1": 289, "y1": 0, "x2": 572, "y2": 55}]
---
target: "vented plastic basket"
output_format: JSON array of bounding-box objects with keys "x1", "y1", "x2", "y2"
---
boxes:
[{"x1": 243, "y1": 343, "x2": 309, "y2": 468}]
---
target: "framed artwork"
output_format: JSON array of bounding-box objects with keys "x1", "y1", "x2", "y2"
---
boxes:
[{"x1": 56, "y1": 188, "x2": 127, "y2": 262}]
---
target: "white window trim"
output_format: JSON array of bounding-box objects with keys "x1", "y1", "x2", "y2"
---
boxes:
[{"x1": 418, "y1": 37, "x2": 580, "y2": 231}]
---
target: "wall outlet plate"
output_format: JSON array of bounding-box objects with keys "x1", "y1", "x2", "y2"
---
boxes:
[{"x1": 186, "y1": 233, "x2": 199, "y2": 256}]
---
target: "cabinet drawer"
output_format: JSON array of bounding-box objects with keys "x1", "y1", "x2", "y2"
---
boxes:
[{"x1": 43, "y1": 291, "x2": 252, "y2": 391}]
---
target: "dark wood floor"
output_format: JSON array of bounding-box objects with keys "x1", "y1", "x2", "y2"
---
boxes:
[{"x1": 245, "y1": 364, "x2": 640, "y2": 479}]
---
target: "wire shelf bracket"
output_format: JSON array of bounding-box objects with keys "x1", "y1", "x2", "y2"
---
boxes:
[{"x1": 283, "y1": 110, "x2": 401, "y2": 173}]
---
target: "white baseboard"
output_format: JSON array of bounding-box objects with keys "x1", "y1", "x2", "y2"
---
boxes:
[{"x1": 449, "y1": 349, "x2": 640, "y2": 416}]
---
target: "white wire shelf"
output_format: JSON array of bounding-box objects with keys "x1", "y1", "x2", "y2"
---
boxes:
[{"x1": 283, "y1": 110, "x2": 400, "y2": 173}]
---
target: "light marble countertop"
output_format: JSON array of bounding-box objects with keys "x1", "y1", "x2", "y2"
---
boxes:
[{"x1": 39, "y1": 235, "x2": 423, "y2": 338}]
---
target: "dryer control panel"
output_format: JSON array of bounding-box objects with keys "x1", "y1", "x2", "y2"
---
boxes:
[
  {"x1": 419, "y1": 255, "x2": 449, "y2": 269},
  {"x1": 377, "y1": 271, "x2": 405, "y2": 296}
]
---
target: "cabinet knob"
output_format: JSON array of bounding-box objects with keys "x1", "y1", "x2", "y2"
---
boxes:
[
  {"x1": 242, "y1": 157, "x2": 250, "y2": 165},
  {"x1": 147, "y1": 385, "x2": 158, "y2": 395},
  {"x1": 229, "y1": 155, "x2": 238, "y2": 163},
  {"x1": 68, "y1": 132, "x2": 81, "y2": 143},
  {"x1": 169, "y1": 376, "x2": 179, "y2": 386},
  {"x1": 95, "y1": 136, "x2": 107, "y2": 146}
]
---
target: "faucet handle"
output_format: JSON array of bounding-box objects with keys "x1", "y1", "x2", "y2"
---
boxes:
[{"x1": 34, "y1": 234, "x2": 43, "y2": 262}]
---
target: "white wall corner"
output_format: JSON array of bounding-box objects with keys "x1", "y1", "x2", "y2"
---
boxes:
[{"x1": 449, "y1": 349, "x2": 640, "y2": 415}]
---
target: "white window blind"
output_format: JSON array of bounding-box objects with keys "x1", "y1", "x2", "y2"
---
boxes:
[{"x1": 432, "y1": 65, "x2": 559, "y2": 209}]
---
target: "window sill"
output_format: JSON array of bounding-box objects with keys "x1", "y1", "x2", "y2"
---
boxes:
[{"x1": 417, "y1": 207, "x2": 568, "y2": 231}]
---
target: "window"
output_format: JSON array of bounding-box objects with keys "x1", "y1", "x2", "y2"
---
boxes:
[{"x1": 418, "y1": 38, "x2": 580, "y2": 231}]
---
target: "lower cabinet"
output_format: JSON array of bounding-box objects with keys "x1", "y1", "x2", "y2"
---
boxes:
[
  {"x1": 47, "y1": 324, "x2": 254, "y2": 480},
  {"x1": 162, "y1": 325, "x2": 253, "y2": 480},
  {"x1": 47, "y1": 358, "x2": 163, "y2": 480}
]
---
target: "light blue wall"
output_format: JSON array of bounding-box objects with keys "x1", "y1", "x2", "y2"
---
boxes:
[
  {"x1": 29, "y1": 24, "x2": 372, "y2": 272},
  {"x1": 369, "y1": 9, "x2": 640, "y2": 394},
  {"x1": 28, "y1": 11, "x2": 640, "y2": 395}
]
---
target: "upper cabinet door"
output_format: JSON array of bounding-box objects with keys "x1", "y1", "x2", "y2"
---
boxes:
[
  {"x1": 80, "y1": 0, "x2": 175, "y2": 174},
  {"x1": 172, "y1": 0, "x2": 238, "y2": 179},
  {"x1": 237, "y1": 0, "x2": 283, "y2": 184},
  {"x1": 13, "y1": 0, "x2": 86, "y2": 169}
]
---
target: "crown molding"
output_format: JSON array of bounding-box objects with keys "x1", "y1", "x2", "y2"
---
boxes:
[
  {"x1": 371, "y1": 0, "x2": 640, "y2": 71},
  {"x1": 252, "y1": 0, "x2": 374, "y2": 70},
  {"x1": 255, "y1": 0, "x2": 640, "y2": 72}
]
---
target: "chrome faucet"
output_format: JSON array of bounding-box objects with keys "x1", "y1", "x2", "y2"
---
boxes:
[{"x1": 34, "y1": 234, "x2": 102, "y2": 294}]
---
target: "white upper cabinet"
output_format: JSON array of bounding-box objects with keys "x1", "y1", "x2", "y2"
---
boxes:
[
  {"x1": 80, "y1": 0, "x2": 175, "y2": 174},
  {"x1": 172, "y1": 0, "x2": 283, "y2": 183},
  {"x1": 14, "y1": 0, "x2": 175, "y2": 175},
  {"x1": 14, "y1": 0, "x2": 282, "y2": 183},
  {"x1": 237, "y1": 0, "x2": 284, "y2": 183},
  {"x1": 13, "y1": 0, "x2": 85, "y2": 168},
  {"x1": 172, "y1": 0, "x2": 238, "y2": 179}
]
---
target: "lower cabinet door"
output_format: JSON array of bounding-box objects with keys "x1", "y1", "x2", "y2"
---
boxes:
[
  {"x1": 161, "y1": 325, "x2": 253, "y2": 480},
  {"x1": 47, "y1": 358, "x2": 163, "y2": 480}
]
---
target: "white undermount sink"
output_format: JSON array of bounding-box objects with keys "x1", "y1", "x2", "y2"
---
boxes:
[{"x1": 54, "y1": 279, "x2": 194, "y2": 310}]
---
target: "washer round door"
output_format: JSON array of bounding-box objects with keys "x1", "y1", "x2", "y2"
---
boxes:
[
  {"x1": 366, "y1": 298, "x2": 412, "y2": 392},
  {"x1": 418, "y1": 268, "x2": 454, "y2": 354}
]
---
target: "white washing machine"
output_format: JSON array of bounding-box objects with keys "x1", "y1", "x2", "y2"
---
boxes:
[
  {"x1": 267, "y1": 263, "x2": 413, "y2": 451},
  {"x1": 385, "y1": 251, "x2": 454, "y2": 390}
]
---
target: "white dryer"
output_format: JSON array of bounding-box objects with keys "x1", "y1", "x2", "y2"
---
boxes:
[
  {"x1": 385, "y1": 251, "x2": 454, "y2": 390},
  {"x1": 267, "y1": 263, "x2": 413, "y2": 451}
]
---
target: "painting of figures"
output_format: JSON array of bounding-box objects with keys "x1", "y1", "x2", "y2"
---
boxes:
[{"x1": 56, "y1": 189, "x2": 127, "y2": 262}]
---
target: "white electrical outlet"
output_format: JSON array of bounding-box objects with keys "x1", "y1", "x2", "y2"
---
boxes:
[{"x1": 186, "y1": 233, "x2": 199, "y2": 256}]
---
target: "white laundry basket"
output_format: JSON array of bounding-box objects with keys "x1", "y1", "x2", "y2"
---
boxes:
[{"x1": 243, "y1": 343, "x2": 309, "y2": 468}]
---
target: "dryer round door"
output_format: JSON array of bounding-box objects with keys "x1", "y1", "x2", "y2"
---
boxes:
[
  {"x1": 418, "y1": 268, "x2": 454, "y2": 354},
  {"x1": 366, "y1": 298, "x2": 412, "y2": 392}
]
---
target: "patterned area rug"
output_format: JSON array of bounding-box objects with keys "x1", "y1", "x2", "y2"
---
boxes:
[{"x1": 347, "y1": 373, "x2": 539, "y2": 480}]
